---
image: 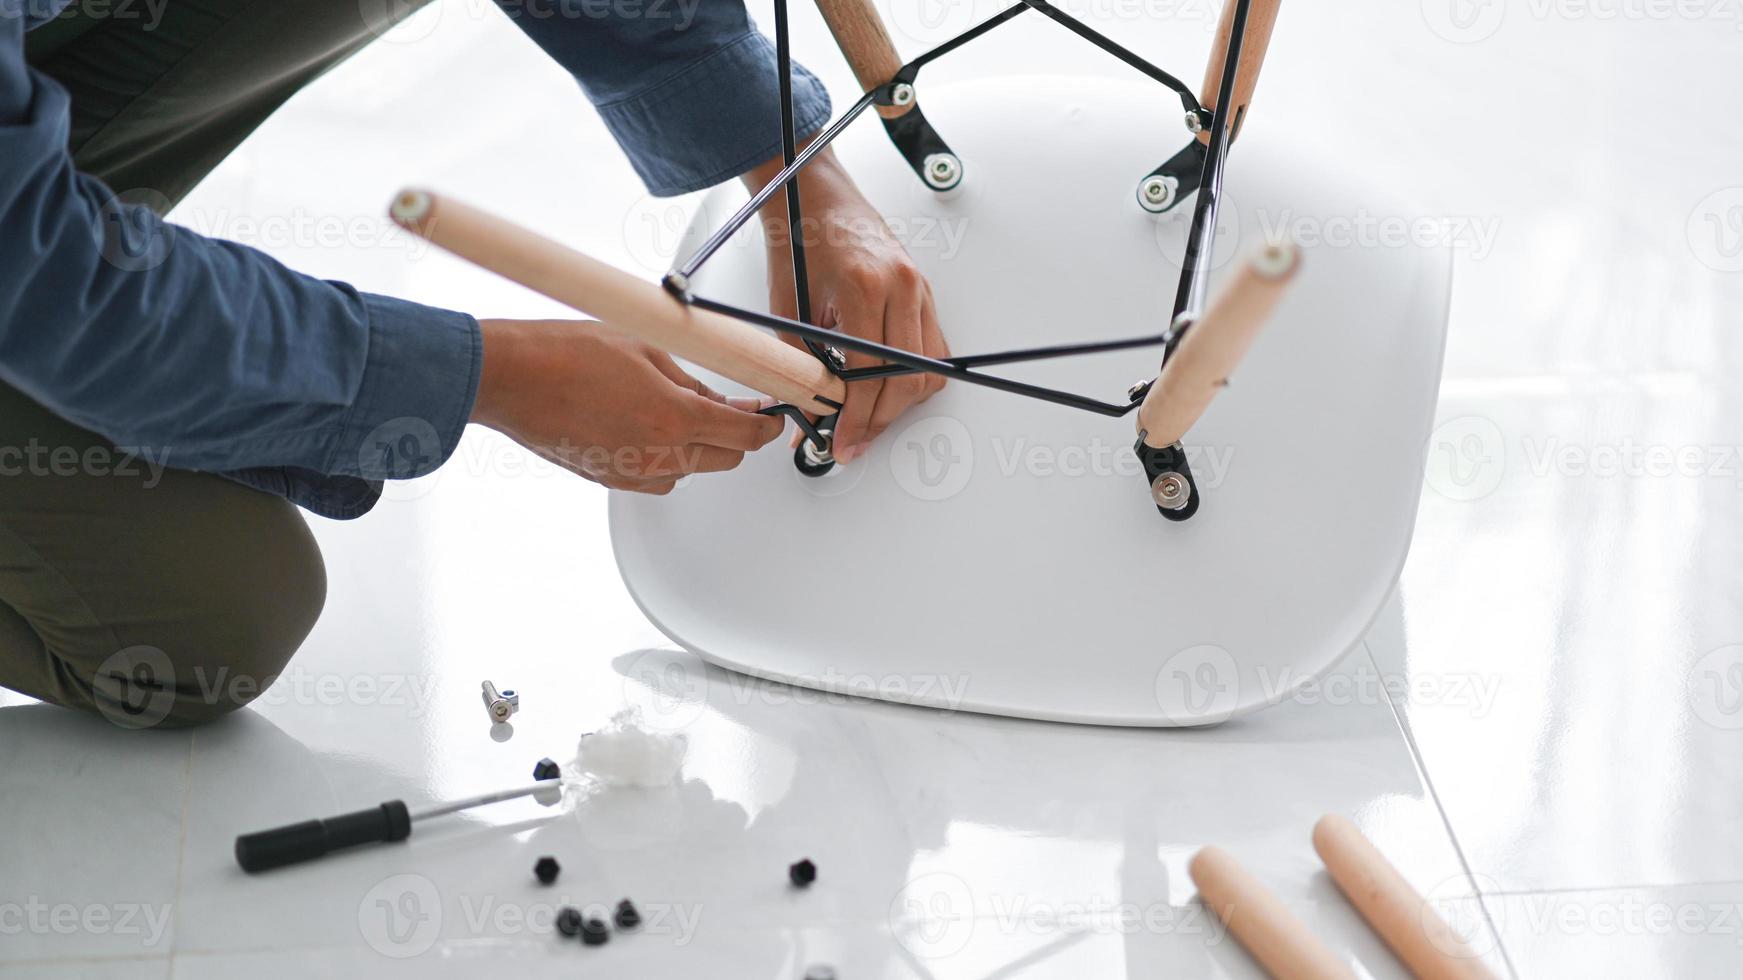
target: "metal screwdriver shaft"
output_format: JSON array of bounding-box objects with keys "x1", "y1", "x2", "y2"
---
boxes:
[{"x1": 235, "y1": 760, "x2": 562, "y2": 873}]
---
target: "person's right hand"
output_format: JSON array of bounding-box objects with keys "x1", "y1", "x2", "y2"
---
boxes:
[{"x1": 469, "y1": 319, "x2": 784, "y2": 494}]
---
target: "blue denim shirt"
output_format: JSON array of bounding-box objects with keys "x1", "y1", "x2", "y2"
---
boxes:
[{"x1": 0, "y1": 0, "x2": 829, "y2": 518}]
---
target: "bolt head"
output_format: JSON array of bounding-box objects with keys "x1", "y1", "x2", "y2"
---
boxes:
[
  {"x1": 1184, "y1": 110, "x2": 1204, "y2": 133},
  {"x1": 1151, "y1": 472, "x2": 1192, "y2": 511},
  {"x1": 789, "y1": 858, "x2": 817, "y2": 887},
  {"x1": 921, "y1": 153, "x2": 961, "y2": 190},
  {"x1": 891, "y1": 82, "x2": 915, "y2": 105},
  {"x1": 802, "y1": 429, "x2": 835, "y2": 468},
  {"x1": 533, "y1": 757, "x2": 561, "y2": 781},
  {"x1": 1138, "y1": 174, "x2": 1178, "y2": 213},
  {"x1": 1127, "y1": 379, "x2": 1152, "y2": 403}
]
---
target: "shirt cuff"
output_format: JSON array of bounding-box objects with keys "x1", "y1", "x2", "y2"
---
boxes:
[
  {"x1": 330, "y1": 291, "x2": 483, "y2": 484},
  {"x1": 594, "y1": 30, "x2": 833, "y2": 197}
]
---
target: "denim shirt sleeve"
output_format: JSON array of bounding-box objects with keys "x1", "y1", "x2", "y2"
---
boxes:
[
  {"x1": 0, "y1": 6, "x2": 482, "y2": 520},
  {"x1": 493, "y1": 0, "x2": 832, "y2": 196}
]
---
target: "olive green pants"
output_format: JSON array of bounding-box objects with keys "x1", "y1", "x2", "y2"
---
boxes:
[{"x1": 1, "y1": 0, "x2": 433, "y2": 727}]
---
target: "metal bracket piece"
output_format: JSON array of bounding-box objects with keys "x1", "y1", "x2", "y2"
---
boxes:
[
  {"x1": 1136, "y1": 139, "x2": 1207, "y2": 214},
  {"x1": 1133, "y1": 433, "x2": 1200, "y2": 522},
  {"x1": 876, "y1": 82, "x2": 963, "y2": 192},
  {"x1": 759, "y1": 404, "x2": 841, "y2": 477}
]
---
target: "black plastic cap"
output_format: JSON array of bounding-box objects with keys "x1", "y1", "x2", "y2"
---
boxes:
[
  {"x1": 788, "y1": 858, "x2": 817, "y2": 887},
  {"x1": 555, "y1": 906, "x2": 583, "y2": 937},
  {"x1": 581, "y1": 917, "x2": 609, "y2": 946},
  {"x1": 533, "y1": 758, "x2": 561, "y2": 781},
  {"x1": 614, "y1": 899, "x2": 641, "y2": 930},
  {"x1": 534, "y1": 856, "x2": 560, "y2": 885}
]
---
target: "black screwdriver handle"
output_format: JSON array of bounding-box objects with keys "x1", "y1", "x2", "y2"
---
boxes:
[{"x1": 235, "y1": 800, "x2": 412, "y2": 873}]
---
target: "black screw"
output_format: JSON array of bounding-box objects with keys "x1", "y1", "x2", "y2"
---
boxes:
[
  {"x1": 581, "y1": 917, "x2": 609, "y2": 946},
  {"x1": 534, "y1": 856, "x2": 560, "y2": 885},
  {"x1": 532, "y1": 757, "x2": 561, "y2": 781},
  {"x1": 614, "y1": 898, "x2": 641, "y2": 930},
  {"x1": 555, "y1": 906, "x2": 582, "y2": 937},
  {"x1": 788, "y1": 858, "x2": 817, "y2": 887}
]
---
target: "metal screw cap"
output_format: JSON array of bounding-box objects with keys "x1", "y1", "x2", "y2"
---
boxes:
[
  {"x1": 1151, "y1": 472, "x2": 1192, "y2": 511},
  {"x1": 802, "y1": 429, "x2": 835, "y2": 468},
  {"x1": 1138, "y1": 175, "x2": 1178, "y2": 212},
  {"x1": 921, "y1": 153, "x2": 961, "y2": 190}
]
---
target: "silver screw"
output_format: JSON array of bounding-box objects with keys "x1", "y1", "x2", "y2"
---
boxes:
[
  {"x1": 921, "y1": 153, "x2": 961, "y2": 190},
  {"x1": 891, "y1": 82, "x2": 915, "y2": 106},
  {"x1": 803, "y1": 428, "x2": 836, "y2": 468},
  {"x1": 1137, "y1": 174, "x2": 1178, "y2": 213},
  {"x1": 482, "y1": 681, "x2": 519, "y2": 724},
  {"x1": 823, "y1": 345, "x2": 847, "y2": 373},
  {"x1": 1127, "y1": 379, "x2": 1153, "y2": 402},
  {"x1": 1184, "y1": 110, "x2": 1204, "y2": 134},
  {"x1": 1151, "y1": 472, "x2": 1191, "y2": 511}
]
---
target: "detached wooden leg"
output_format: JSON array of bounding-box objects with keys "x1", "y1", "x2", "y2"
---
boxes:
[
  {"x1": 1313, "y1": 815, "x2": 1499, "y2": 980},
  {"x1": 1190, "y1": 845, "x2": 1356, "y2": 980},
  {"x1": 390, "y1": 190, "x2": 846, "y2": 416}
]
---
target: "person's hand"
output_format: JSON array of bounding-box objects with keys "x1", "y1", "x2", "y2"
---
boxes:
[
  {"x1": 745, "y1": 147, "x2": 949, "y2": 464},
  {"x1": 470, "y1": 319, "x2": 784, "y2": 493}
]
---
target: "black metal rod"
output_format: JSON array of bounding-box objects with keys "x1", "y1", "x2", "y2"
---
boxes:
[
  {"x1": 1169, "y1": 0, "x2": 1249, "y2": 324},
  {"x1": 772, "y1": 0, "x2": 812, "y2": 327},
  {"x1": 1017, "y1": 0, "x2": 1199, "y2": 111},
  {"x1": 673, "y1": 90, "x2": 879, "y2": 279},
  {"x1": 838, "y1": 330, "x2": 1172, "y2": 381},
  {"x1": 689, "y1": 295, "x2": 1133, "y2": 416},
  {"x1": 902, "y1": 3, "x2": 1032, "y2": 77},
  {"x1": 666, "y1": 0, "x2": 1254, "y2": 417}
]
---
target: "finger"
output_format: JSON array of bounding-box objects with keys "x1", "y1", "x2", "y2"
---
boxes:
[
  {"x1": 646, "y1": 347, "x2": 692, "y2": 388},
  {"x1": 688, "y1": 393, "x2": 786, "y2": 451},
  {"x1": 724, "y1": 395, "x2": 776, "y2": 414},
  {"x1": 866, "y1": 271, "x2": 929, "y2": 446},
  {"x1": 832, "y1": 294, "x2": 887, "y2": 464},
  {"x1": 635, "y1": 444, "x2": 747, "y2": 477},
  {"x1": 598, "y1": 466, "x2": 682, "y2": 492},
  {"x1": 623, "y1": 478, "x2": 679, "y2": 496},
  {"x1": 647, "y1": 350, "x2": 731, "y2": 404},
  {"x1": 725, "y1": 395, "x2": 803, "y2": 450}
]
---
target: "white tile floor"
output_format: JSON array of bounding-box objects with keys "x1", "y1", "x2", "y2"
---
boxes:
[{"x1": 4, "y1": 1, "x2": 1742, "y2": 977}]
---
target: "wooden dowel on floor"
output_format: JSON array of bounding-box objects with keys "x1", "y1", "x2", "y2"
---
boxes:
[
  {"x1": 1190, "y1": 845, "x2": 1356, "y2": 980},
  {"x1": 1312, "y1": 815, "x2": 1498, "y2": 980}
]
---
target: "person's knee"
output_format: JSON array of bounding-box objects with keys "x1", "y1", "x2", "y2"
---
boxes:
[
  {"x1": 70, "y1": 504, "x2": 329, "y2": 730},
  {"x1": 153, "y1": 513, "x2": 328, "y2": 728}
]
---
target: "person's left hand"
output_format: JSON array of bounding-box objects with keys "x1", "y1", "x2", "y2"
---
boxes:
[{"x1": 745, "y1": 147, "x2": 950, "y2": 464}]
